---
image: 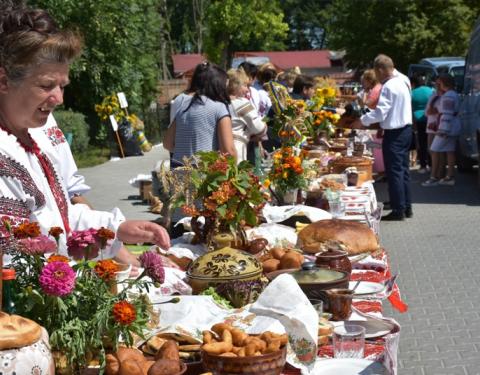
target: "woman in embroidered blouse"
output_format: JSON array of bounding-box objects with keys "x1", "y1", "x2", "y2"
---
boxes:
[{"x1": 0, "y1": 4, "x2": 170, "y2": 256}]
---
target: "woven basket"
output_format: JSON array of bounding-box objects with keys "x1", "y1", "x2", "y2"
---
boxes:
[{"x1": 201, "y1": 346, "x2": 286, "y2": 375}]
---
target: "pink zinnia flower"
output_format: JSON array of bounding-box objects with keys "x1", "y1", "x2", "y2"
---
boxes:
[
  {"x1": 67, "y1": 228, "x2": 99, "y2": 260},
  {"x1": 18, "y1": 235, "x2": 57, "y2": 255},
  {"x1": 138, "y1": 251, "x2": 165, "y2": 284},
  {"x1": 39, "y1": 261, "x2": 76, "y2": 296}
]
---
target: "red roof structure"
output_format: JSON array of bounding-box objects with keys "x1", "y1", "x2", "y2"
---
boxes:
[
  {"x1": 234, "y1": 50, "x2": 332, "y2": 70},
  {"x1": 171, "y1": 54, "x2": 204, "y2": 77}
]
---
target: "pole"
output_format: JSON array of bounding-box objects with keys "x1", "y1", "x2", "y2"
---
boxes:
[{"x1": 115, "y1": 130, "x2": 125, "y2": 158}]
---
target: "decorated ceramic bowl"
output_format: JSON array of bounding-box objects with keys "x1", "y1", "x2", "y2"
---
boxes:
[{"x1": 187, "y1": 247, "x2": 263, "y2": 293}]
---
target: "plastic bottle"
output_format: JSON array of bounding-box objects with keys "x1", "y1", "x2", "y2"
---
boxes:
[{"x1": 2, "y1": 268, "x2": 16, "y2": 314}]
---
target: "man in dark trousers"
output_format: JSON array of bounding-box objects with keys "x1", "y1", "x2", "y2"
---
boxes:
[{"x1": 350, "y1": 54, "x2": 413, "y2": 221}]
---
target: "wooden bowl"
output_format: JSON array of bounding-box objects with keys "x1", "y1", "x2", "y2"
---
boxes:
[{"x1": 201, "y1": 346, "x2": 286, "y2": 375}]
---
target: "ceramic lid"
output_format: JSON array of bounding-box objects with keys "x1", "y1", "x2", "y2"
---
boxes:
[{"x1": 187, "y1": 247, "x2": 263, "y2": 281}]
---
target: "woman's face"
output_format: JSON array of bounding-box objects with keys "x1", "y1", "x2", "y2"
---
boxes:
[
  {"x1": 236, "y1": 83, "x2": 249, "y2": 98},
  {"x1": 436, "y1": 79, "x2": 446, "y2": 93},
  {"x1": 0, "y1": 63, "x2": 69, "y2": 132},
  {"x1": 362, "y1": 78, "x2": 373, "y2": 90}
]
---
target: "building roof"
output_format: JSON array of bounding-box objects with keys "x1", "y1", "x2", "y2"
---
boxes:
[
  {"x1": 171, "y1": 54, "x2": 204, "y2": 77},
  {"x1": 234, "y1": 50, "x2": 332, "y2": 70}
]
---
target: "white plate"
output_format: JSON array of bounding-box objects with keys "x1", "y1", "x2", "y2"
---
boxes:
[
  {"x1": 332, "y1": 320, "x2": 394, "y2": 339},
  {"x1": 314, "y1": 359, "x2": 388, "y2": 374},
  {"x1": 349, "y1": 281, "x2": 385, "y2": 296}
]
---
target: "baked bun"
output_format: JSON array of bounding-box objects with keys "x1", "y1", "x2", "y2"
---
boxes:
[
  {"x1": 297, "y1": 219, "x2": 378, "y2": 255},
  {"x1": 0, "y1": 312, "x2": 42, "y2": 350}
]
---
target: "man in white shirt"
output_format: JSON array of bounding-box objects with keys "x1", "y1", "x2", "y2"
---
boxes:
[{"x1": 351, "y1": 54, "x2": 413, "y2": 221}]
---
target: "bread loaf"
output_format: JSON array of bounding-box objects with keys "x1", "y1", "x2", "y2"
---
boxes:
[
  {"x1": 297, "y1": 219, "x2": 378, "y2": 255},
  {"x1": 0, "y1": 312, "x2": 42, "y2": 350}
]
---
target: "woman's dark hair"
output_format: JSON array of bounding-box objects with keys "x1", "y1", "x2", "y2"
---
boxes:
[
  {"x1": 257, "y1": 68, "x2": 277, "y2": 85},
  {"x1": 238, "y1": 61, "x2": 257, "y2": 79},
  {"x1": 0, "y1": 2, "x2": 82, "y2": 82},
  {"x1": 184, "y1": 62, "x2": 230, "y2": 112},
  {"x1": 410, "y1": 73, "x2": 425, "y2": 88},
  {"x1": 437, "y1": 73, "x2": 455, "y2": 90},
  {"x1": 292, "y1": 74, "x2": 315, "y2": 94}
]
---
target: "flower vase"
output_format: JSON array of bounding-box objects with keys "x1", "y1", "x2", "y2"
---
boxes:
[{"x1": 281, "y1": 189, "x2": 298, "y2": 205}]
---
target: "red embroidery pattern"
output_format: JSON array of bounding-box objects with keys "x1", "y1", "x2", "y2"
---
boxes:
[
  {"x1": 36, "y1": 151, "x2": 70, "y2": 233},
  {"x1": 0, "y1": 124, "x2": 70, "y2": 233},
  {"x1": 0, "y1": 153, "x2": 46, "y2": 208},
  {"x1": 45, "y1": 126, "x2": 67, "y2": 147},
  {"x1": 0, "y1": 198, "x2": 30, "y2": 219}
]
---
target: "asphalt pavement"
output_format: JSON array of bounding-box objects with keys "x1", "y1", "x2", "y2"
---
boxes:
[{"x1": 80, "y1": 149, "x2": 480, "y2": 374}]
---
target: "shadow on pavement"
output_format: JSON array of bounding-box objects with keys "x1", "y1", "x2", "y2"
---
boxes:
[{"x1": 375, "y1": 169, "x2": 480, "y2": 207}]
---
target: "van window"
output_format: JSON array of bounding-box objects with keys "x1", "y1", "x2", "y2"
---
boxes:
[{"x1": 437, "y1": 67, "x2": 448, "y2": 74}]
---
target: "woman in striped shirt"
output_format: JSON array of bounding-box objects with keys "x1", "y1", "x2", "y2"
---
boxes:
[{"x1": 164, "y1": 62, "x2": 236, "y2": 167}]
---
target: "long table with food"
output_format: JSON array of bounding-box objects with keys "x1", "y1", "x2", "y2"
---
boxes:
[{"x1": 140, "y1": 180, "x2": 406, "y2": 374}]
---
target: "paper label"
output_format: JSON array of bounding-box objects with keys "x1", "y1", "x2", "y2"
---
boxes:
[
  {"x1": 117, "y1": 92, "x2": 128, "y2": 108},
  {"x1": 109, "y1": 115, "x2": 119, "y2": 131}
]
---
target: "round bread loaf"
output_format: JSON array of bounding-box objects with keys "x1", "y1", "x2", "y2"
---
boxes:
[
  {"x1": 297, "y1": 219, "x2": 378, "y2": 255},
  {"x1": 0, "y1": 312, "x2": 42, "y2": 350}
]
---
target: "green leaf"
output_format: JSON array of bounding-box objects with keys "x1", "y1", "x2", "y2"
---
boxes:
[
  {"x1": 216, "y1": 205, "x2": 227, "y2": 217},
  {"x1": 245, "y1": 206, "x2": 257, "y2": 226}
]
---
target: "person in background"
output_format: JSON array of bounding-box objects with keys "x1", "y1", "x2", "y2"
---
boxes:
[
  {"x1": 0, "y1": 3, "x2": 170, "y2": 255},
  {"x1": 349, "y1": 54, "x2": 413, "y2": 221},
  {"x1": 238, "y1": 61, "x2": 261, "y2": 113},
  {"x1": 163, "y1": 62, "x2": 236, "y2": 165},
  {"x1": 277, "y1": 69, "x2": 298, "y2": 93},
  {"x1": 227, "y1": 69, "x2": 267, "y2": 162},
  {"x1": 423, "y1": 79, "x2": 444, "y2": 179},
  {"x1": 257, "y1": 64, "x2": 290, "y2": 152},
  {"x1": 359, "y1": 69, "x2": 382, "y2": 110},
  {"x1": 254, "y1": 63, "x2": 275, "y2": 117},
  {"x1": 358, "y1": 69, "x2": 384, "y2": 177},
  {"x1": 422, "y1": 74, "x2": 460, "y2": 186},
  {"x1": 238, "y1": 61, "x2": 266, "y2": 164},
  {"x1": 291, "y1": 74, "x2": 316, "y2": 101},
  {"x1": 410, "y1": 74, "x2": 434, "y2": 173}
]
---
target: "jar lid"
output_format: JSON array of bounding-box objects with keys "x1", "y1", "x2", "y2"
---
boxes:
[{"x1": 2, "y1": 268, "x2": 15, "y2": 280}]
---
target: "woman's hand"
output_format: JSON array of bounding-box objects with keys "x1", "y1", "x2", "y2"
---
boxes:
[{"x1": 117, "y1": 220, "x2": 171, "y2": 249}]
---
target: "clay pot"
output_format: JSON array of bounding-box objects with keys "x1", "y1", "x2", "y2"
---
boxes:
[
  {"x1": 315, "y1": 248, "x2": 352, "y2": 275},
  {"x1": 325, "y1": 288, "x2": 353, "y2": 321}
]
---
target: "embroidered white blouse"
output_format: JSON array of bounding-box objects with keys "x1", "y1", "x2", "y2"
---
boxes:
[{"x1": 0, "y1": 126, "x2": 124, "y2": 258}]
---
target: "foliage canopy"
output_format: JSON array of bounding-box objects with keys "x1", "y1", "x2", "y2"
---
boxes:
[
  {"x1": 320, "y1": 0, "x2": 480, "y2": 71},
  {"x1": 29, "y1": 0, "x2": 162, "y2": 144}
]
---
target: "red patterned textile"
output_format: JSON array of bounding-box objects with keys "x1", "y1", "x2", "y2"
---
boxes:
[
  {"x1": 44, "y1": 126, "x2": 67, "y2": 147},
  {"x1": 351, "y1": 249, "x2": 408, "y2": 313},
  {"x1": 0, "y1": 153, "x2": 45, "y2": 208},
  {"x1": 0, "y1": 123, "x2": 70, "y2": 233}
]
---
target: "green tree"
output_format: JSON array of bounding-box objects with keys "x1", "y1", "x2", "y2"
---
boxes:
[
  {"x1": 321, "y1": 0, "x2": 480, "y2": 71},
  {"x1": 29, "y1": 0, "x2": 163, "y2": 145},
  {"x1": 280, "y1": 0, "x2": 331, "y2": 50},
  {"x1": 203, "y1": 0, "x2": 289, "y2": 67}
]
